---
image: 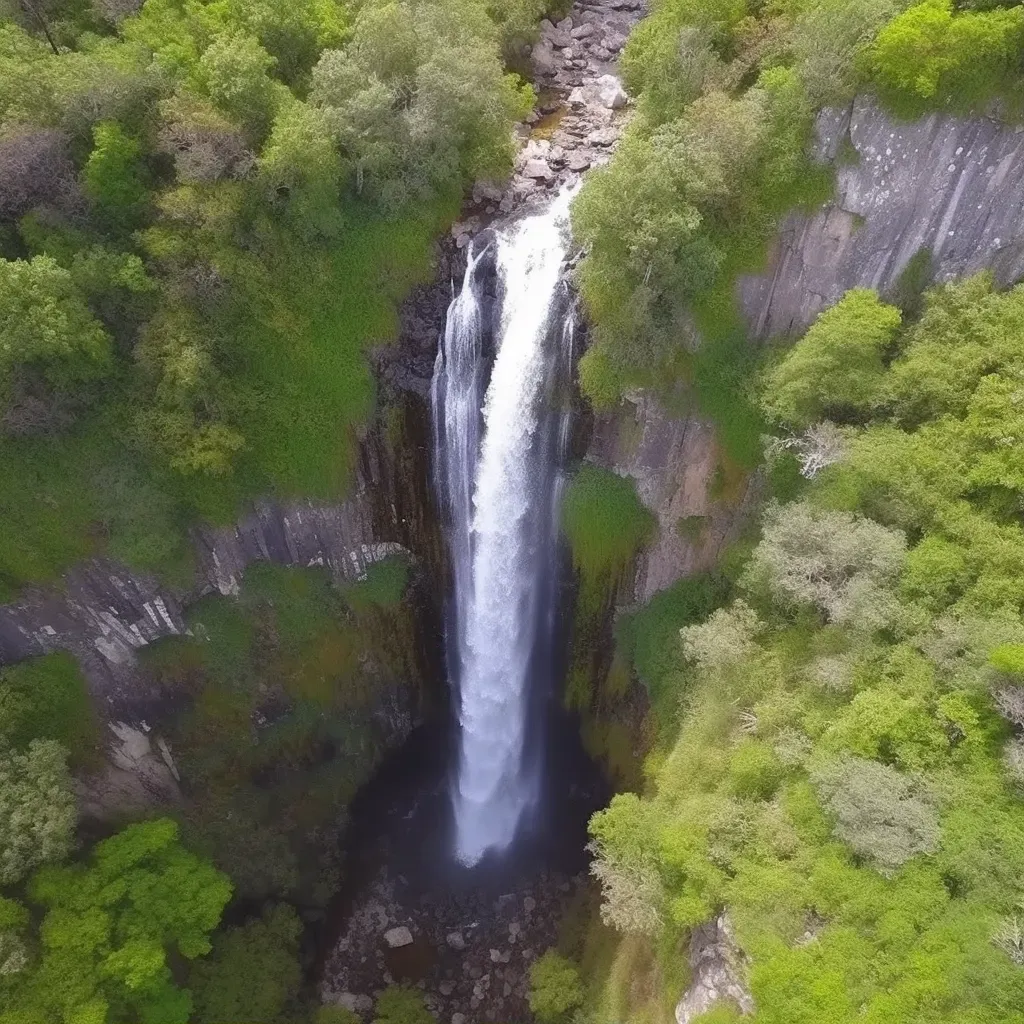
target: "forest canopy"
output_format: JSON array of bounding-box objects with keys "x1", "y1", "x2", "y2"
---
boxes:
[
  {"x1": 584, "y1": 274, "x2": 1024, "y2": 1023},
  {"x1": 0, "y1": 0, "x2": 535, "y2": 596}
]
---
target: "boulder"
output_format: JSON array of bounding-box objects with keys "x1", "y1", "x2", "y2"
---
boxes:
[
  {"x1": 587, "y1": 127, "x2": 618, "y2": 146},
  {"x1": 531, "y1": 39, "x2": 559, "y2": 76},
  {"x1": 595, "y1": 73, "x2": 629, "y2": 109},
  {"x1": 522, "y1": 158, "x2": 554, "y2": 180},
  {"x1": 446, "y1": 930, "x2": 466, "y2": 950},
  {"x1": 384, "y1": 926, "x2": 413, "y2": 948}
]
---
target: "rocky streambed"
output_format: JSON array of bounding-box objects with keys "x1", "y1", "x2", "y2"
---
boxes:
[
  {"x1": 451, "y1": 0, "x2": 643, "y2": 238},
  {"x1": 322, "y1": 870, "x2": 589, "y2": 1023}
]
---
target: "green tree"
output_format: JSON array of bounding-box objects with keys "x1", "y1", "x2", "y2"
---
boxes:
[
  {"x1": 83, "y1": 121, "x2": 149, "y2": 231},
  {"x1": 527, "y1": 950, "x2": 584, "y2": 1023},
  {"x1": 812, "y1": 755, "x2": 940, "y2": 874},
  {"x1": 4, "y1": 818, "x2": 232, "y2": 1023},
  {"x1": 742, "y1": 501, "x2": 906, "y2": 627},
  {"x1": 195, "y1": 32, "x2": 281, "y2": 139},
  {"x1": 762, "y1": 289, "x2": 901, "y2": 428},
  {"x1": 0, "y1": 739, "x2": 75, "y2": 886},
  {"x1": 0, "y1": 653, "x2": 98, "y2": 764},
  {"x1": 259, "y1": 98, "x2": 344, "y2": 239},
  {"x1": 0, "y1": 255, "x2": 111, "y2": 400},
  {"x1": 189, "y1": 903, "x2": 303, "y2": 1023},
  {"x1": 868, "y1": 0, "x2": 1024, "y2": 106}
]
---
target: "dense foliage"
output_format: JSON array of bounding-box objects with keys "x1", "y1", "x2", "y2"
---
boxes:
[
  {"x1": 562, "y1": 464, "x2": 654, "y2": 585},
  {"x1": 142, "y1": 561, "x2": 416, "y2": 910},
  {"x1": 0, "y1": 0, "x2": 535, "y2": 596},
  {"x1": 571, "y1": 0, "x2": 1024, "y2": 460},
  {"x1": 584, "y1": 275, "x2": 1024, "y2": 1023},
  {"x1": 0, "y1": 818, "x2": 232, "y2": 1023}
]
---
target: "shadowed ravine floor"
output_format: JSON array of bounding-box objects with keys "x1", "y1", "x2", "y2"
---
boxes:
[{"x1": 317, "y1": 707, "x2": 608, "y2": 1022}]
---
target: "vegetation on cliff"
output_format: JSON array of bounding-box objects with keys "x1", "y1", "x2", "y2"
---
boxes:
[
  {"x1": 571, "y1": 0, "x2": 1024, "y2": 459},
  {"x1": 582, "y1": 274, "x2": 1024, "y2": 1023}
]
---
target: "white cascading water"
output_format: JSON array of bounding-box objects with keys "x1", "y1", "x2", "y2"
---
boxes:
[{"x1": 432, "y1": 190, "x2": 576, "y2": 865}]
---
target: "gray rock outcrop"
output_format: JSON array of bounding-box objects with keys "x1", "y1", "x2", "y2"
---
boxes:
[
  {"x1": 741, "y1": 96, "x2": 1024, "y2": 338},
  {"x1": 675, "y1": 915, "x2": 754, "y2": 1024},
  {"x1": 588, "y1": 391, "x2": 759, "y2": 603},
  {"x1": 0, "y1": 499, "x2": 407, "y2": 700}
]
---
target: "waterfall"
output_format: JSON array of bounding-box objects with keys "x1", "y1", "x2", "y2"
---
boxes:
[{"x1": 432, "y1": 191, "x2": 576, "y2": 865}]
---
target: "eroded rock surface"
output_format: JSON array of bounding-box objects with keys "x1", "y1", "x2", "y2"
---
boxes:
[
  {"x1": 741, "y1": 97, "x2": 1024, "y2": 337},
  {"x1": 588, "y1": 391, "x2": 759, "y2": 603},
  {"x1": 675, "y1": 915, "x2": 754, "y2": 1024}
]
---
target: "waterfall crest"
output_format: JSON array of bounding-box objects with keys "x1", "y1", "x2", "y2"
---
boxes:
[{"x1": 432, "y1": 191, "x2": 576, "y2": 865}]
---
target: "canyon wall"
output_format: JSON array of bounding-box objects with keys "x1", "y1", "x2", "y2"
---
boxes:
[
  {"x1": 595, "y1": 96, "x2": 1024, "y2": 607},
  {"x1": 0, "y1": 392, "x2": 443, "y2": 812},
  {"x1": 741, "y1": 96, "x2": 1024, "y2": 337}
]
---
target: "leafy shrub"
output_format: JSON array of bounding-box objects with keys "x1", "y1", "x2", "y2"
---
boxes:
[
  {"x1": 812, "y1": 755, "x2": 939, "y2": 874},
  {"x1": 681, "y1": 599, "x2": 764, "y2": 671},
  {"x1": 561, "y1": 464, "x2": 655, "y2": 581},
  {"x1": 316, "y1": 1008, "x2": 362, "y2": 1024},
  {"x1": 762, "y1": 290, "x2": 901, "y2": 428},
  {"x1": 742, "y1": 501, "x2": 906, "y2": 626},
  {"x1": 867, "y1": 0, "x2": 1024, "y2": 110},
  {"x1": 190, "y1": 904, "x2": 303, "y2": 1023},
  {"x1": 373, "y1": 986, "x2": 436, "y2": 1024},
  {"x1": 729, "y1": 740, "x2": 784, "y2": 801},
  {"x1": 0, "y1": 652, "x2": 99, "y2": 765},
  {"x1": 589, "y1": 793, "x2": 666, "y2": 935},
  {"x1": 0, "y1": 739, "x2": 75, "y2": 885},
  {"x1": 528, "y1": 950, "x2": 585, "y2": 1023},
  {"x1": 344, "y1": 554, "x2": 410, "y2": 610}
]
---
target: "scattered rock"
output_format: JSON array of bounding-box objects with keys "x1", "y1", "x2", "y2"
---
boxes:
[
  {"x1": 587, "y1": 127, "x2": 618, "y2": 146},
  {"x1": 384, "y1": 926, "x2": 413, "y2": 948},
  {"x1": 523, "y1": 158, "x2": 554, "y2": 180}
]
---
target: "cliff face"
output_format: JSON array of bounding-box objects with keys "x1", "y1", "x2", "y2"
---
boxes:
[
  {"x1": 1, "y1": 396, "x2": 441, "y2": 692},
  {"x1": 741, "y1": 96, "x2": 1024, "y2": 338},
  {"x1": 0, "y1": 392, "x2": 443, "y2": 813},
  {"x1": 587, "y1": 393, "x2": 758, "y2": 604},
  {"x1": 595, "y1": 97, "x2": 1024, "y2": 606}
]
